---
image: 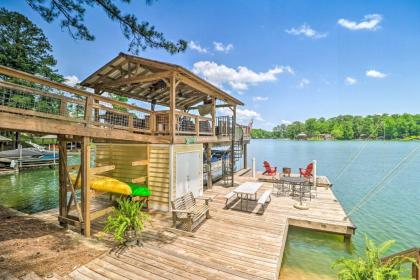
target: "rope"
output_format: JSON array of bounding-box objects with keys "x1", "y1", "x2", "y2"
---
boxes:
[
  {"x1": 345, "y1": 144, "x2": 420, "y2": 219},
  {"x1": 333, "y1": 122, "x2": 384, "y2": 182}
]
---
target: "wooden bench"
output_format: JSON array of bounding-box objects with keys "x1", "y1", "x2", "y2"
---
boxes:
[
  {"x1": 224, "y1": 191, "x2": 237, "y2": 208},
  {"x1": 258, "y1": 190, "x2": 272, "y2": 211},
  {"x1": 171, "y1": 192, "x2": 211, "y2": 232}
]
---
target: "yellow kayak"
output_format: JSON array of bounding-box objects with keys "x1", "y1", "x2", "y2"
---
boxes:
[{"x1": 70, "y1": 173, "x2": 132, "y2": 195}]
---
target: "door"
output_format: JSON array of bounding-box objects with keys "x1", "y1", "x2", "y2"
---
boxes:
[{"x1": 176, "y1": 151, "x2": 202, "y2": 198}]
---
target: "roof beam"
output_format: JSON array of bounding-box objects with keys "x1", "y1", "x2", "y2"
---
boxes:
[{"x1": 101, "y1": 70, "x2": 171, "y2": 88}]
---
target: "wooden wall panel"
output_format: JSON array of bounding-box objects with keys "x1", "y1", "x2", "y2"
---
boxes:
[
  {"x1": 148, "y1": 145, "x2": 170, "y2": 211},
  {"x1": 94, "y1": 143, "x2": 170, "y2": 211}
]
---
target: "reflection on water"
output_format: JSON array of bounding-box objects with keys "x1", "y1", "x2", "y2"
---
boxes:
[{"x1": 0, "y1": 155, "x2": 79, "y2": 214}]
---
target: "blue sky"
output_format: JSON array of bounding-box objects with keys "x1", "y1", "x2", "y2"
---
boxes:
[{"x1": 2, "y1": 0, "x2": 420, "y2": 129}]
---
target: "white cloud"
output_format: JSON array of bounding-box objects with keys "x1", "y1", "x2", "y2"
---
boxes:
[
  {"x1": 192, "y1": 61, "x2": 293, "y2": 91},
  {"x1": 366, "y1": 70, "x2": 387, "y2": 79},
  {"x1": 338, "y1": 14, "x2": 382, "y2": 31},
  {"x1": 345, "y1": 76, "x2": 357, "y2": 85},
  {"x1": 217, "y1": 107, "x2": 263, "y2": 122},
  {"x1": 189, "y1": 41, "x2": 208, "y2": 53},
  {"x1": 280, "y1": 120, "x2": 292, "y2": 125},
  {"x1": 213, "y1": 42, "x2": 234, "y2": 53},
  {"x1": 252, "y1": 96, "x2": 268, "y2": 102},
  {"x1": 297, "y1": 78, "x2": 310, "y2": 89},
  {"x1": 64, "y1": 75, "x2": 80, "y2": 87},
  {"x1": 285, "y1": 24, "x2": 327, "y2": 39},
  {"x1": 237, "y1": 108, "x2": 263, "y2": 121}
]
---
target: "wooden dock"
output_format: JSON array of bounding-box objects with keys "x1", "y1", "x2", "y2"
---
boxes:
[{"x1": 33, "y1": 172, "x2": 355, "y2": 280}]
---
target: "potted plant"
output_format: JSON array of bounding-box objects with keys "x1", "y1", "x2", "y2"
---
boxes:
[
  {"x1": 332, "y1": 236, "x2": 416, "y2": 280},
  {"x1": 104, "y1": 198, "x2": 150, "y2": 246}
]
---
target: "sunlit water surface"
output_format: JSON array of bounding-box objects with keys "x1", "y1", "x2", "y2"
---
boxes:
[
  {"x1": 0, "y1": 140, "x2": 419, "y2": 278},
  {"x1": 247, "y1": 140, "x2": 420, "y2": 279}
]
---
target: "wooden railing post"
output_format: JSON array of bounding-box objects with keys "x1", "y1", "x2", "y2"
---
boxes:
[
  {"x1": 128, "y1": 115, "x2": 134, "y2": 132},
  {"x1": 60, "y1": 100, "x2": 67, "y2": 117},
  {"x1": 84, "y1": 96, "x2": 94, "y2": 126},
  {"x1": 195, "y1": 116, "x2": 200, "y2": 136},
  {"x1": 150, "y1": 113, "x2": 155, "y2": 135}
]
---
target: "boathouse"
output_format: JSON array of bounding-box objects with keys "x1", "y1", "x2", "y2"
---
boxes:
[{"x1": 0, "y1": 53, "x2": 251, "y2": 236}]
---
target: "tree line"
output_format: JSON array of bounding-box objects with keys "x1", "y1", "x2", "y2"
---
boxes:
[{"x1": 251, "y1": 114, "x2": 420, "y2": 140}]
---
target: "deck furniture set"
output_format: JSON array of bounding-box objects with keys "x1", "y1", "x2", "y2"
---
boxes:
[
  {"x1": 266, "y1": 161, "x2": 317, "y2": 210},
  {"x1": 225, "y1": 182, "x2": 272, "y2": 212}
]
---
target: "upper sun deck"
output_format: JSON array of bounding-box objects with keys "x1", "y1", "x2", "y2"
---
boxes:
[{"x1": 0, "y1": 54, "x2": 249, "y2": 144}]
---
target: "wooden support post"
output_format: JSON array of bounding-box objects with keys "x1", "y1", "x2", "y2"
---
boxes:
[
  {"x1": 243, "y1": 143, "x2": 248, "y2": 169},
  {"x1": 211, "y1": 97, "x2": 216, "y2": 136},
  {"x1": 231, "y1": 106, "x2": 236, "y2": 187},
  {"x1": 205, "y1": 143, "x2": 212, "y2": 189},
  {"x1": 58, "y1": 136, "x2": 68, "y2": 227},
  {"x1": 170, "y1": 72, "x2": 177, "y2": 142},
  {"x1": 81, "y1": 137, "x2": 91, "y2": 237}
]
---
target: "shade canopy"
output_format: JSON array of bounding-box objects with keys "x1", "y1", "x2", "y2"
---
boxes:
[{"x1": 81, "y1": 53, "x2": 243, "y2": 110}]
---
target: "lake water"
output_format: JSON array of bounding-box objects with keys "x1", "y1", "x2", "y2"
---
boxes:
[
  {"x1": 247, "y1": 140, "x2": 420, "y2": 279},
  {"x1": 0, "y1": 140, "x2": 419, "y2": 278}
]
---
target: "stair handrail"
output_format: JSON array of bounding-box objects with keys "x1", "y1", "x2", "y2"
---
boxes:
[{"x1": 381, "y1": 247, "x2": 420, "y2": 280}]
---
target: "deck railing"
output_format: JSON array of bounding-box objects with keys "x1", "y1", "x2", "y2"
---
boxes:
[
  {"x1": 153, "y1": 111, "x2": 213, "y2": 136},
  {"x1": 0, "y1": 65, "x2": 248, "y2": 140}
]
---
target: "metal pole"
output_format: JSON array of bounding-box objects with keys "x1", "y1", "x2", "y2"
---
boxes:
[
  {"x1": 53, "y1": 145, "x2": 56, "y2": 165},
  {"x1": 19, "y1": 144, "x2": 22, "y2": 168},
  {"x1": 313, "y1": 160, "x2": 317, "y2": 188}
]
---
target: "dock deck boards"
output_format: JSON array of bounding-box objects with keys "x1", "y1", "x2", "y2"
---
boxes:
[{"x1": 34, "y1": 172, "x2": 354, "y2": 280}]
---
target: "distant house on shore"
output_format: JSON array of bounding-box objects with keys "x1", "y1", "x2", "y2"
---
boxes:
[
  {"x1": 296, "y1": 133, "x2": 307, "y2": 140},
  {"x1": 319, "y1": 133, "x2": 332, "y2": 140}
]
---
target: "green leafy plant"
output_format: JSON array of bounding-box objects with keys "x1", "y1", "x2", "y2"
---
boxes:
[
  {"x1": 104, "y1": 198, "x2": 150, "y2": 244},
  {"x1": 332, "y1": 236, "x2": 416, "y2": 280}
]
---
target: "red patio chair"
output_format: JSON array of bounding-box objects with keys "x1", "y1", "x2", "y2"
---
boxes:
[
  {"x1": 299, "y1": 162, "x2": 314, "y2": 178},
  {"x1": 263, "y1": 161, "x2": 277, "y2": 176}
]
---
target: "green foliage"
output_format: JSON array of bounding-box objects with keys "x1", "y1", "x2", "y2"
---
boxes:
[
  {"x1": 26, "y1": 0, "x2": 187, "y2": 54},
  {"x1": 332, "y1": 237, "x2": 416, "y2": 280},
  {"x1": 0, "y1": 8, "x2": 63, "y2": 82},
  {"x1": 104, "y1": 198, "x2": 151, "y2": 243},
  {"x1": 254, "y1": 114, "x2": 420, "y2": 140}
]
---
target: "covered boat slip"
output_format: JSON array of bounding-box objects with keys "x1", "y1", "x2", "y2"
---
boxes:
[{"x1": 33, "y1": 172, "x2": 355, "y2": 280}]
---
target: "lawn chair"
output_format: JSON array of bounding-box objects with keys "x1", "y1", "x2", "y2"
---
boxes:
[
  {"x1": 299, "y1": 162, "x2": 314, "y2": 179},
  {"x1": 300, "y1": 162, "x2": 316, "y2": 198},
  {"x1": 263, "y1": 161, "x2": 277, "y2": 176}
]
